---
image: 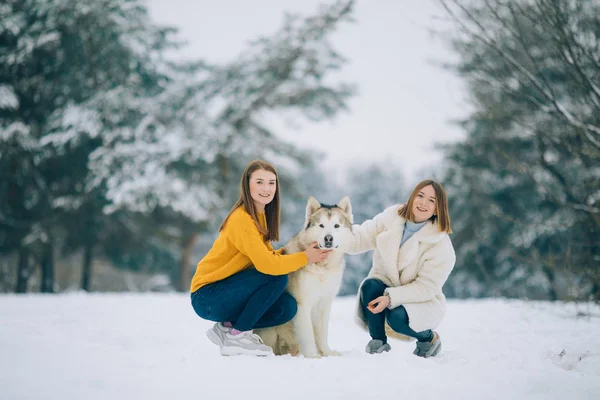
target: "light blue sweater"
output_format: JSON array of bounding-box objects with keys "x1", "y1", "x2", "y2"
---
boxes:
[{"x1": 399, "y1": 220, "x2": 427, "y2": 248}]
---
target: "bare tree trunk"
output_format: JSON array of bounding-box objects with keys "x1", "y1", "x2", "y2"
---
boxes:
[
  {"x1": 40, "y1": 242, "x2": 55, "y2": 293},
  {"x1": 592, "y1": 281, "x2": 600, "y2": 303},
  {"x1": 81, "y1": 243, "x2": 93, "y2": 292},
  {"x1": 15, "y1": 246, "x2": 30, "y2": 293},
  {"x1": 588, "y1": 265, "x2": 600, "y2": 303},
  {"x1": 542, "y1": 265, "x2": 558, "y2": 301},
  {"x1": 178, "y1": 233, "x2": 198, "y2": 292}
]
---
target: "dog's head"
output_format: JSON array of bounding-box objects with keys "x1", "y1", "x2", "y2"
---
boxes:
[{"x1": 303, "y1": 196, "x2": 353, "y2": 251}]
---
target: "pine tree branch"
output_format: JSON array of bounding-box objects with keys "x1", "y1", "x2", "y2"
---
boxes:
[
  {"x1": 439, "y1": 0, "x2": 600, "y2": 148},
  {"x1": 534, "y1": 0, "x2": 600, "y2": 111}
]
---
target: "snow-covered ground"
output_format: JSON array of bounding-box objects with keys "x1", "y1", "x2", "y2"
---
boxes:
[{"x1": 1, "y1": 294, "x2": 598, "y2": 400}]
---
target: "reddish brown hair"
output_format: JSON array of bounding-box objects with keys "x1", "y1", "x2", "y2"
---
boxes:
[
  {"x1": 219, "y1": 160, "x2": 281, "y2": 241},
  {"x1": 398, "y1": 179, "x2": 452, "y2": 233}
]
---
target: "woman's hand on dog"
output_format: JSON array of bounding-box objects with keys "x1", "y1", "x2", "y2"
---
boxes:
[
  {"x1": 305, "y1": 241, "x2": 331, "y2": 263},
  {"x1": 367, "y1": 295, "x2": 390, "y2": 314}
]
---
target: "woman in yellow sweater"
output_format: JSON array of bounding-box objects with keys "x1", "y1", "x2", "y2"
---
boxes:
[{"x1": 190, "y1": 159, "x2": 330, "y2": 356}]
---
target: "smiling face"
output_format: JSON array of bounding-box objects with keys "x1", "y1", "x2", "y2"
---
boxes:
[
  {"x1": 411, "y1": 184, "x2": 437, "y2": 223},
  {"x1": 249, "y1": 169, "x2": 277, "y2": 212}
]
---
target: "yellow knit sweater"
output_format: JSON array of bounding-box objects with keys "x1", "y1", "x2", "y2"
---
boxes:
[{"x1": 190, "y1": 206, "x2": 308, "y2": 292}]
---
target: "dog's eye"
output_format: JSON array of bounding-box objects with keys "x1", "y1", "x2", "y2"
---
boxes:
[
  {"x1": 334, "y1": 224, "x2": 340, "y2": 228},
  {"x1": 319, "y1": 224, "x2": 324, "y2": 228}
]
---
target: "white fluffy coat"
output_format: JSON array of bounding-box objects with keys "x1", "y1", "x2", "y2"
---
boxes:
[{"x1": 349, "y1": 204, "x2": 456, "y2": 333}]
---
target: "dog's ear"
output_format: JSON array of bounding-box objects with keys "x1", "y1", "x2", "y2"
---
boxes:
[
  {"x1": 337, "y1": 196, "x2": 353, "y2": 224},
  {"x1": 305, "y1": 196, "x2": 321, "y2": 226}
]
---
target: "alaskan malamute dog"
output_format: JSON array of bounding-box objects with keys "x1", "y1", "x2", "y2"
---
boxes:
[{"x1": 255, "y1": 196, "x2": 353, "y2": 358}]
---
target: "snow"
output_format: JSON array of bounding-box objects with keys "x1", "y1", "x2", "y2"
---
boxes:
[
  {"x1": 1, "y1": 294, "x2": 599, "y2": 399},
  {"x1": 42, "y1": 104, "x2": 102, "y2": 147},
  {"x1": 0, "y1": 85, "x2": 19, "y2": 109},
  {"x1": 0, "y1": 122, "x2": 30, "y2": 143}
]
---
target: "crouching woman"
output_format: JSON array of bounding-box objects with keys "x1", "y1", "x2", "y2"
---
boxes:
[{"x1": 348, "y1": 179, "x2": 456, "y2": 357}]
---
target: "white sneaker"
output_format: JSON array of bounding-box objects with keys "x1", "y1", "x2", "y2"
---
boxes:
[
  {"x1": 206, "y1": 323, "x2": 231, "y2": 348},
  {"x1": 221, "y1": 331, "x2": 274, "y2": 357}
]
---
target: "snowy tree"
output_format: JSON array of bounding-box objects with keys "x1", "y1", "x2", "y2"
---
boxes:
[
  {"x1": 437, "y1": 0, "x2": 600, "y2": 300},
  {"x1": 0, "y1": 0, "x2": 357, "y2": 292},
  {"x1": 0, "y1": 0, "x2": 191, "y2": 292},
  {"x1": 338, "y1": 162, "x2": 407, "y2": 296},
  {"x1": 86, "y1": 0, "x2": 357, "y2": 291}
]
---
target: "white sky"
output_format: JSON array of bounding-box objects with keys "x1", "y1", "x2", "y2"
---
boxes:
[{"x1": 146, "y1": 0, "x2": 471, "y2": 178}]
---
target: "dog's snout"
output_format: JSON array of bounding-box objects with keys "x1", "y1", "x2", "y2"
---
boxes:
[{"x1": 324, "y1": 234, "x2": 333, "y2": 248}]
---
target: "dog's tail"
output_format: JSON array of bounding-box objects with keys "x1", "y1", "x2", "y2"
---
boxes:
[
  {"x1": 255, "y1": 322, "x2": 297, "y2": 356},
  {"x1": 254, "y1": 327, "x2": 278, "y2": 352}
]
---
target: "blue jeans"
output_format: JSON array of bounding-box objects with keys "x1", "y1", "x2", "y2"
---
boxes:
[
  {"x1": 191, "y1": 268, "x2": 297, "y2": 332},
  {"x1": 360, "y1": 278, "x2": 434, "y2": 343}
]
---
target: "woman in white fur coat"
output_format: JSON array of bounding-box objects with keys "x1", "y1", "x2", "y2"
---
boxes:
[{"x1": 348, "y1": 179, "x2": 455, "y2": 357}]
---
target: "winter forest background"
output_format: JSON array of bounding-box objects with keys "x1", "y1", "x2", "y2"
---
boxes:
[{"x1": 1, "y1": 0, "x2": 598, "y2": 302}]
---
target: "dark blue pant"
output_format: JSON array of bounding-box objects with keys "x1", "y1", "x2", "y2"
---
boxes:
[
  {"x1": 360, "y1": 278, "x2": 434, "y2": 343},
  {"x1": 191, "y1": 268, "x2": 297, "y2": 332}
]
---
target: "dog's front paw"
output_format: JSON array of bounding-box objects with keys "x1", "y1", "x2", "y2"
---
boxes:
[
  {"x1": 320, "y1": 349, "x2": 341, "y2": 357},
  {"x1": 302, "y1": 350, "x2": 322, "y2": 359}
]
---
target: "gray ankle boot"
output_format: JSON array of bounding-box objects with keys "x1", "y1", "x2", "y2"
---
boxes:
[
  {"x1": 413, "y1": 332, "x2": 441, "y2": 358},
  {"x1": 365, "y1": 339, "x2": 391, "y2": 354}
]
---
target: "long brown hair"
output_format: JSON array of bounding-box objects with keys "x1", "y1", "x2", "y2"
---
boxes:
[
  {"x1": 398, "y1": 179, "x2": 452, "y2": 233},
  {"x1": 219, "y1": 160, "x2": 281, "y2": 241}
]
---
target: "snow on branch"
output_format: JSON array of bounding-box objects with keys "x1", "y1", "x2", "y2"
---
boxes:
[
  {"x1": 41, "y1": 104, "x2": 102, "y2": 147},
  {"x1": 0, "y1": 85, "x2": 19, "y2": 109}
]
